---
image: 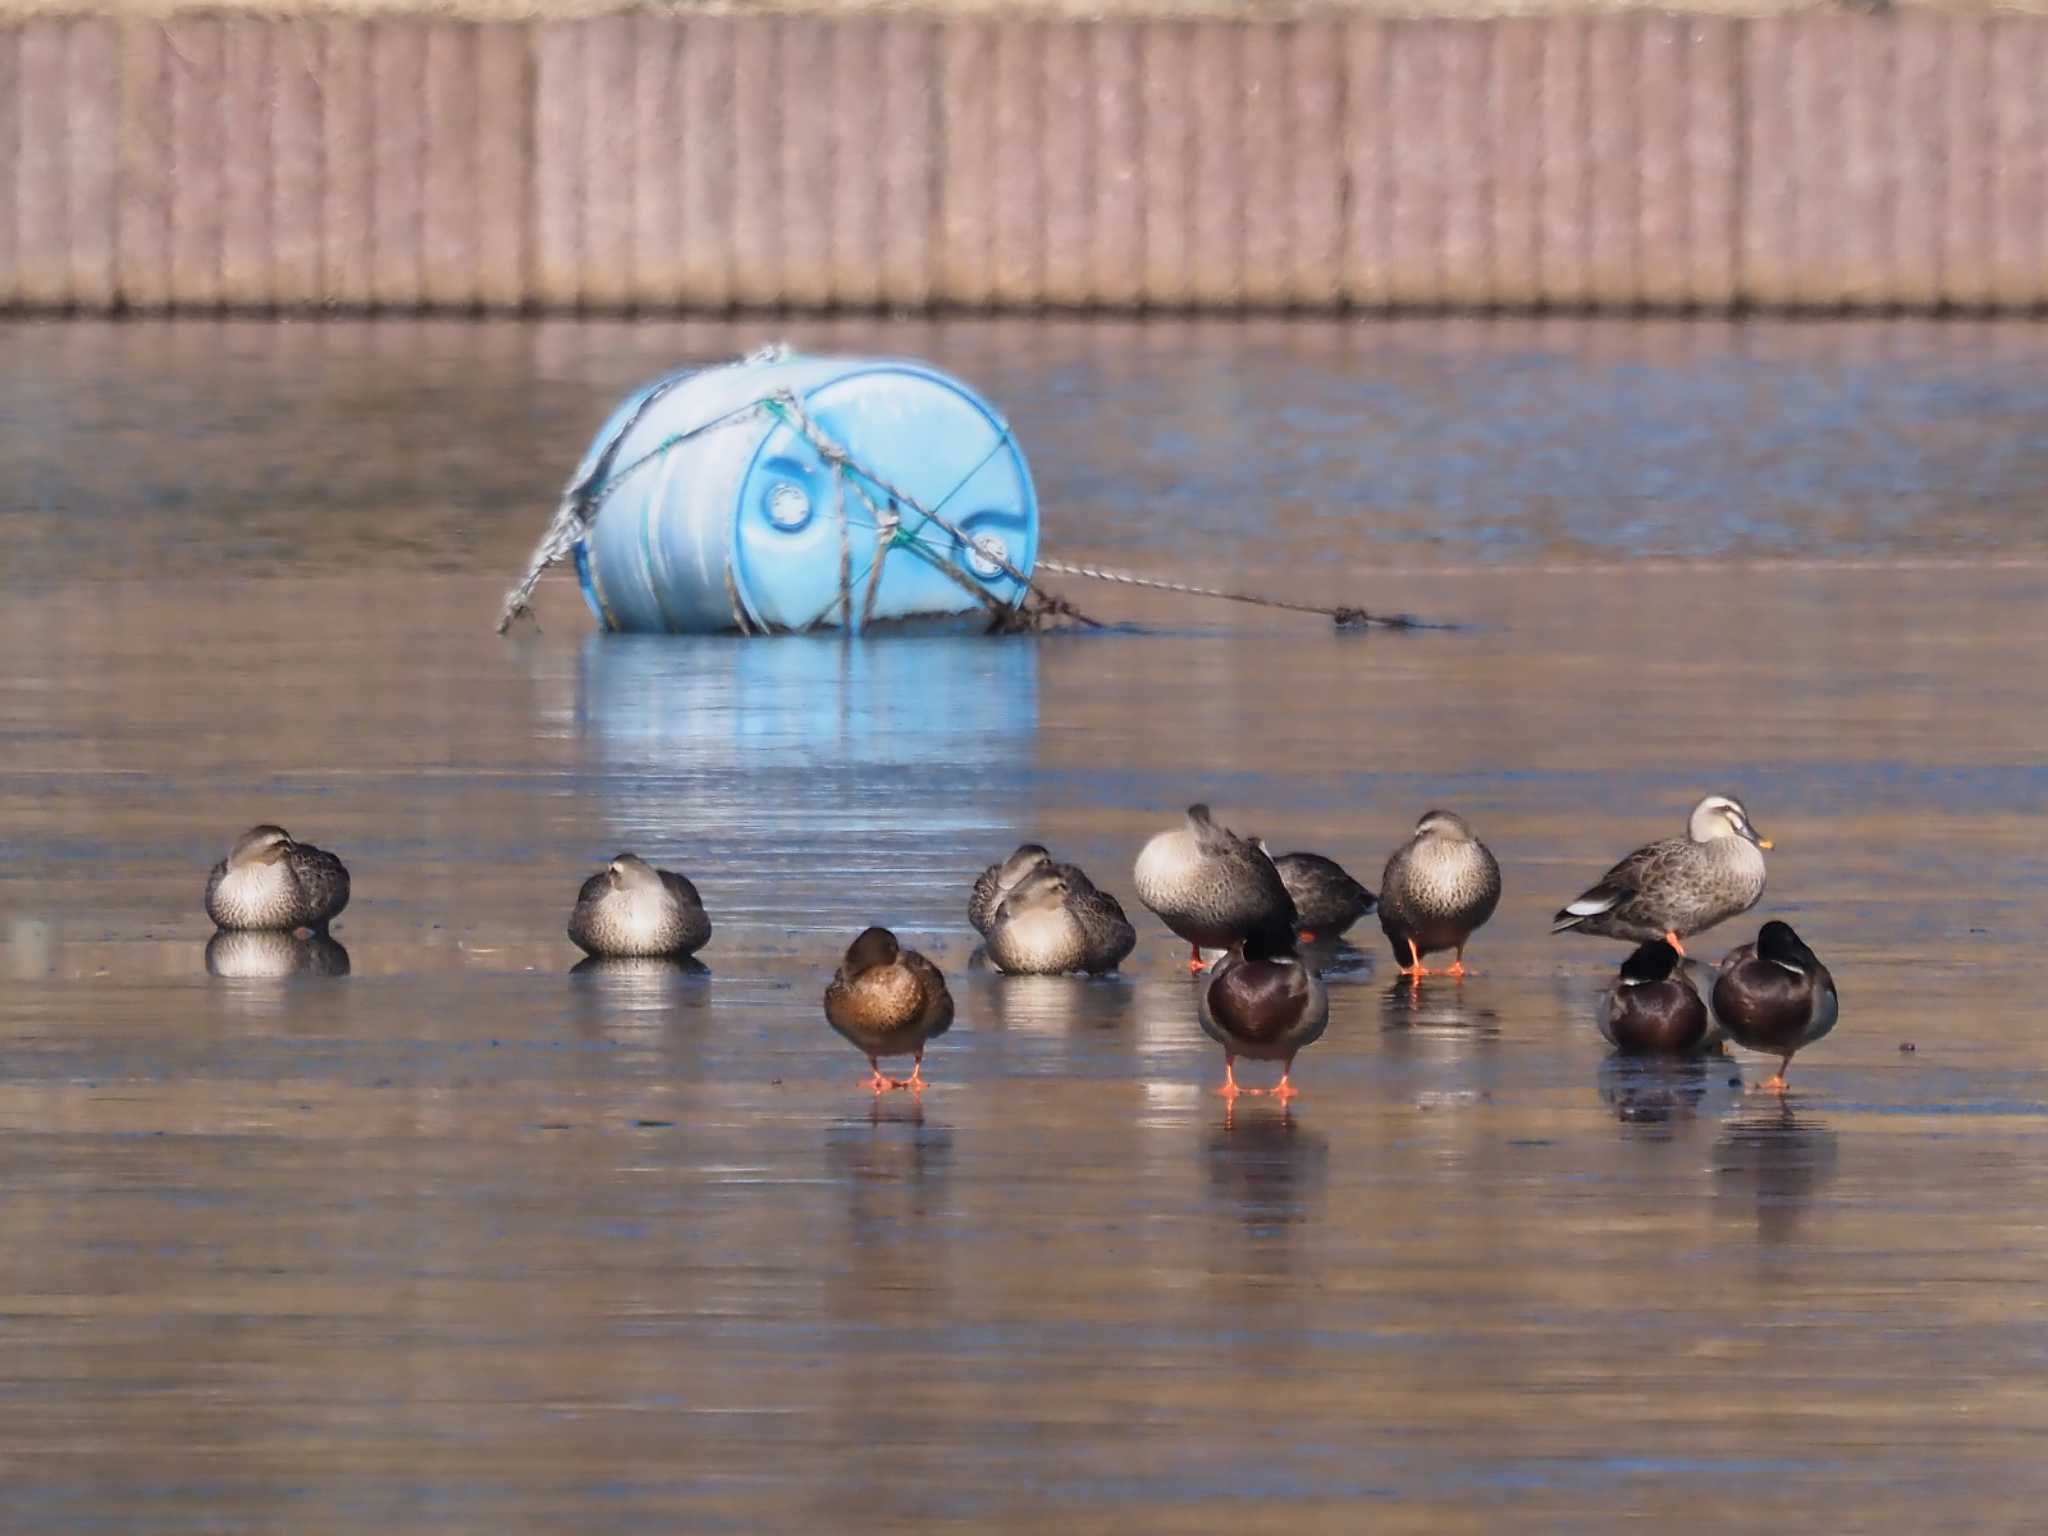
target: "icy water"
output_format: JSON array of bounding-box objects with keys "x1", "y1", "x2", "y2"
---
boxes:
[{"x1": 3, "y1": 318, "x2": 2047, "y2": 1531}]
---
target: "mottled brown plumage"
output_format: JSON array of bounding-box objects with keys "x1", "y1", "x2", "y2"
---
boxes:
[
  {"x1": 824, "y1": 927, "x2": 954, "y2": 1091},
  {"x1": 1261, "y1": 846, "x2": 1376, "y2": 940},
  {"x1": 986, "y1": 867, "x2": 1137, "y2": 975},
  {"x1": 567, "y1": 853, "x2": 711, "y2": 959},
  {"x1": 204, "y1": 825, "x2": 350, "y2": 933},
  {"x1": 1377, "y1": 810, "x2": 1501, "y2": 976},
  {"x1": 1553, "y1": 795, "x2": 1770, "y2": 949},
  {"x1": 1134, "y1": 805, "x2": 1297, "y2": 969}
]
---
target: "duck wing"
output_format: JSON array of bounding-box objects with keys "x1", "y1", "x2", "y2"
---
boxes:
[
  {"x1": 1052, "y1": 861, "x2": 1101, "y2": 894},
  {"x1": 967, "y1": 864, "x2": 1006, "y2": 936},
  {"x1": 1277, "y1": 852, "x2": 1376, "y2": 930},
  {"x1": 1553, "y1": 835, "x2": 1687, "y2": 929},
  {"x1": 901, "y1": 950, "x2": 955, "y2": 1039},
  {"x1": 285, "y1": 843, "x2": 351, "y2": 925},
  {"x1": 659, "y1": 869, "x2": 705, "y2": 909},
  {"x1": 1070, "y1": 885, "x2": 1137, "y2": 970}
]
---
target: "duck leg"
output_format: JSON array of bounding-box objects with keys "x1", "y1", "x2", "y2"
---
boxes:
[
  {"x1": 1758, "y1": 1055, "x2": 1792, "y2": 1094},
  {"x1": 1397, "y1": 937, "x2": 1432, "y2": 978},
  {"x1": 896, "y1": 1052, "x2": 929, "y2": 1093},
  {"x1": 862, "y1": 1059, "x2": 892, "y2": 1094},
  {"x1": 1270, "y1": 1059, "x2": 1299, "y2": 1103},
  {"x1": 1216, "y1": 1055, "x2": 1242, "y2": 1099},
  {"x1": 1445, "y1": 945, "x2": 1468, "y2": 979},
  {"x1": 1187, "y1": 941, "x2": 1208, "y2": 975},
  {"x1": 1663, "y1": 930, "x2": 1687, "y2": 956}
]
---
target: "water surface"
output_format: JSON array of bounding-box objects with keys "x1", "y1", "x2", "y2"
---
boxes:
[{"x1": 2, "y1": 318, "x2": 2047, "y2": 1531}]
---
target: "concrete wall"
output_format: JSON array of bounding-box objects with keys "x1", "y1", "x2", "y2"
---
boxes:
[{"x1": 1, "y1": 11, "x2": 2043, "y2": 314}]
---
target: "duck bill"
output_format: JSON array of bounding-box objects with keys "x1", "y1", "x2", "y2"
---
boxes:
[{"x1": 1756, "y1": 837, "x2": 1775, "y2": 850}]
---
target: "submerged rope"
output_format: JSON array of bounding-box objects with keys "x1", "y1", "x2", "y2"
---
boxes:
[{"x1": 1032, "y1": 558, "x2": 1445, "y2": 631}]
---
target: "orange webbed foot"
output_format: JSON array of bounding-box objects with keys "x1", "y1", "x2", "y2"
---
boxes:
[
  {"x1": 1270, "y1": 1077, "x2": 1299, "y2": 1104},
  {"x1": 1757, "y1": 1075, "x2": 1789, "y2": 1094},
  {"x1": 1298, "y1": 930, "x2": 1318, "y2": 944}
]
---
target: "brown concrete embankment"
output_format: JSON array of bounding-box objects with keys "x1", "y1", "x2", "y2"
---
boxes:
[{"x1": 1, "y1": 11, "x2": 2043, "y2": 314}]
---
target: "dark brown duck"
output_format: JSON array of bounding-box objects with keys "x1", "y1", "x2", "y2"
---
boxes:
[
  {"x1": 1197, "y1": 923, "x2": 1330, "y2": 1102},
  {"x1": 1597, "y1": 939, "x2": 1713, "y2": 1056}
]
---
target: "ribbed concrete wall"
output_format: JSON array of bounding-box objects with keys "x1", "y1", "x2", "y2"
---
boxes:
[{"x1": 2, "y1": 12, "x2": 2044, "y2": 313}]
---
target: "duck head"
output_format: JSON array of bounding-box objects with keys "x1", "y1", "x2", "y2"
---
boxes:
[
  {"x1": 1003, "y1": 867, "x2": 1072, "y2": 914},
  {"x1": 1689, "y1": 794, "x2": 1772, "y2": 850},
  {"x1": 1618, "y1": 938, "x2": 1684, "y2": 985},
  {"x1": 1413, "y1": 809, "x2": 1479, "y2": 843},
  {"x1": 998, "y1": 844, "x2": 1053, "y2": 884},
  {"x1": 1756, "y1": 920, "x2": 1820, "y2": 977},
  {"x1": 1239, "y1": 919, "x2": 1300, "y2": 965},
  {"x1": 606, "y1": 852, "x2": 663, "y2": 892},
  {"x1": 842, "y1": 926, "x2": 902, "y2": 977},
  {"x1": 229, "y1": 825, "x2": 294, "y2": 867}
]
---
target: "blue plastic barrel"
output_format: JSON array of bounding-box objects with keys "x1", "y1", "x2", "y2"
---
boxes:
[{"x1": 571, "y1": 351, "x2": 1039, "y2": 634}]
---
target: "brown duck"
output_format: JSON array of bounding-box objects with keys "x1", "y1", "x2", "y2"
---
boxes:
[
  {"x1": 1377, "y1": 810, "x2": 1501, "y2": 977},
  {"x1": 824, "y1": 927, "x2": 955, "y2": 1093},
  {"x1": 204, "y1": 825, "x2": 350, "y2": 934}
]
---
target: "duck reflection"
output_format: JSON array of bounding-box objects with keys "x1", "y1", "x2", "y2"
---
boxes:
[
  {"x1": 1379, "y1": 979, "x2": 1502, "y2": 1037},
  {"x1": 1597, "y1": 1055, "x2": 1741, "y2": 1136},
  {"x1": 826, "y1": 1096, "x2": 955, "y2": 1190},
  {"x1": 566, "y1": 955, "x2": 710, "y2": 1053},
  {"x1": 1205, "y1": 1104, "x2": 1330, "y2": 1232},
  {"x1": 569, "y1": 953, "x2": 710, "y2": 985},
  {"x1": 1713, "y1": 1100, "x2": 1840, "y2": 1247},
  {"x1": 1299, "y1": 936, "x2": 1375, "y2": 983},
  {"x1": 985, "y1": 972, "x2": 1134, "y2": 1036},
  {"x1": 822, "y1": 1100, "x2": 957, "y2": 1334},
  {"x1": 204, "y1": 929, "x2": 351, "y2": 979}
]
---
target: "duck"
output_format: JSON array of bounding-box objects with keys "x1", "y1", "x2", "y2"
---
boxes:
[
  {"x1": 1376, "y1": 810, "x2": 1501, "y2": 977},
  {"x1": 1552, "y1": 794, "x2": 1770, "y2": 954},
  {"x1": 1597, "y1": 939, "x2": 1713, "y2": 1056},
  {"x1": 1133, "y1": 804, "x2": 1297, "y2": 973},
  {"x1": 985, "y1": 866, "x2": 1137, "y2": 975},
  {"x1": 1197, "y1": 921, "x2": 1330, "y2": 1101},
  {"x1": 968, "y1": 842, "x2": 1098, "y2": 936},
  {"x1": 567, "y1": 853, "x2": 712, "y2": 959},
  {"x1": 824, "y1": 926, "x2": 955, "y2": 1092},
  {"x1": 204, "y1": 825, "x2": 350, "y2": 933},
  {"x1": 1710, "y1": 920, "x2": 1839, "y2": 1093},
  {"x1": 1255, "y1": 843, "x2": 1377, "y2": 942}
]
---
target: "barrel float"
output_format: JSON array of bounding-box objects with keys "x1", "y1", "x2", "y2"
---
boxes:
[{"x1": 571, "y1": 351, "x2": 1038, "y2": 634}]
